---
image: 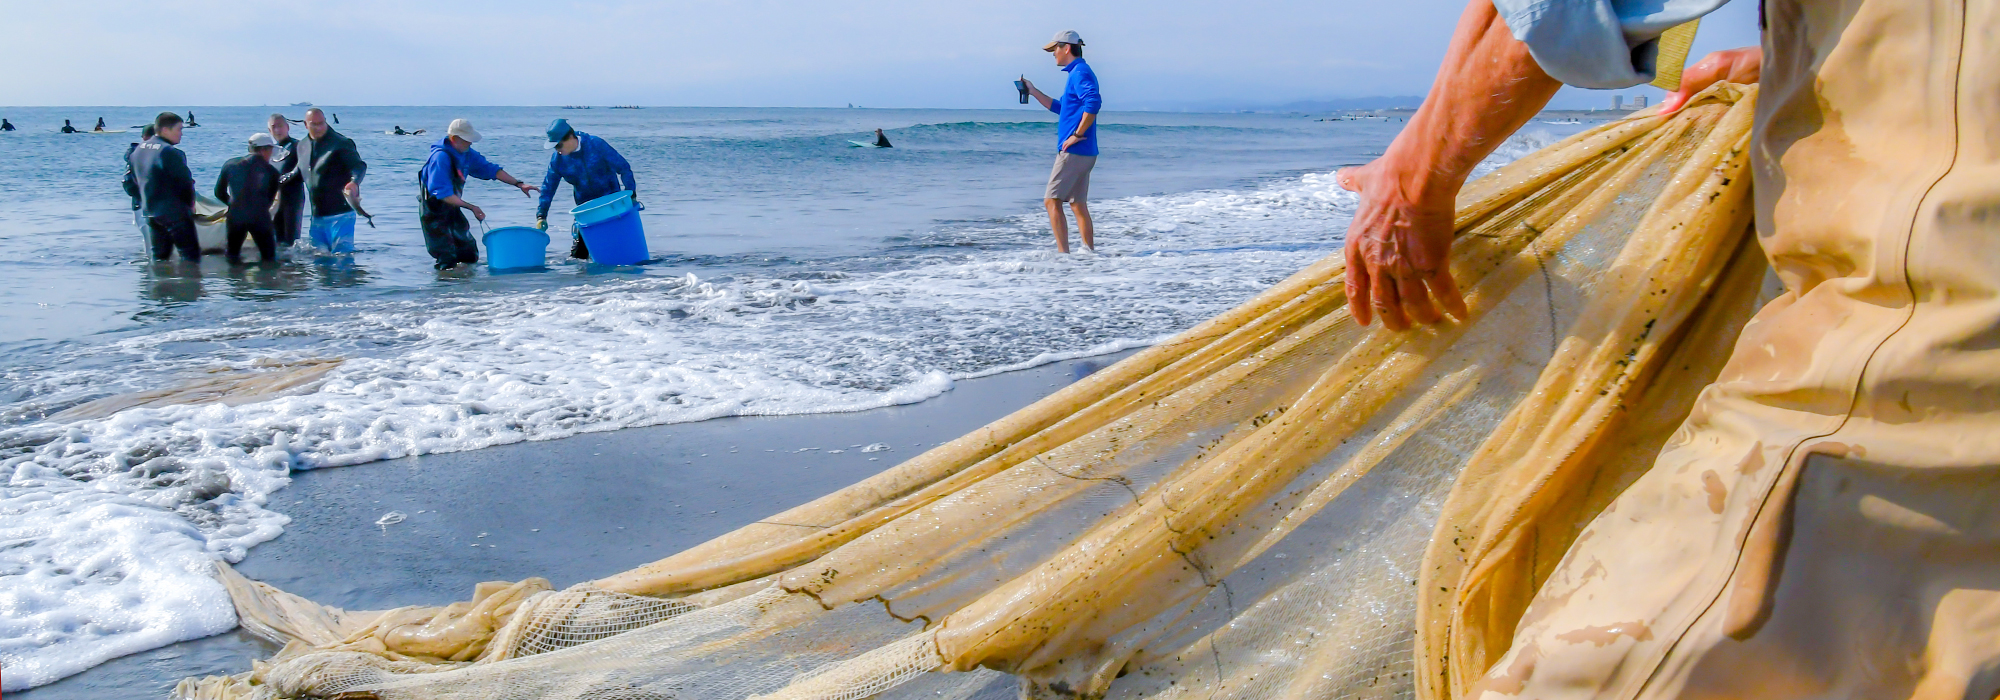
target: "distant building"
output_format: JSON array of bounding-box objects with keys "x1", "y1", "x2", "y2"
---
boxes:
[
  {"x1": 1613, "y1": 95, "x2": 1625, "y2": 110},
  {"x1": 1633, "y1": 95, "x2": 1649, "y2": 109}
]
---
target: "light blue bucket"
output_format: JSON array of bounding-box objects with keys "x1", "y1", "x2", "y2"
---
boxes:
[
  {"x1": 482, "y1": 226, "x2": 550, "y2": 270},
  {"x1": 572, "y1": 191, "x2": 634, "y2": 226}
]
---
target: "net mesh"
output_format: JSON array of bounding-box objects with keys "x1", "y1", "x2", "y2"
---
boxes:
[{"x1": 175, "y1": 84, "x2": 1761, "y2": 700}]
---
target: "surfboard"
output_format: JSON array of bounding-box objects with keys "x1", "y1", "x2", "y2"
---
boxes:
[
  {"x1": 847, "y1": 140, "x2": 884, "y2": 148},
  {"x1": 89, "y1": 129, "x2": 129, "y2": 134},
  {"x1": 384, "y1": 130, "x2": 427, "y2": 135}
]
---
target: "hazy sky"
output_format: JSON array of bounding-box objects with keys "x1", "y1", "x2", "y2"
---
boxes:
[{"x1": 0, "y1": 0, "x2": 1760, "y2": 109}]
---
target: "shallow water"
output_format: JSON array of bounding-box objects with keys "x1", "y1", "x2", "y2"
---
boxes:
[{"x1": 0, "y1": 104, "x2": 1589, "y2": 690}]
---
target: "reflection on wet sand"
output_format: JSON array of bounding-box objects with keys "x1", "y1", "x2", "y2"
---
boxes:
[{"x1": 139, "y1": 255, "x2": 374, "y2": 306}]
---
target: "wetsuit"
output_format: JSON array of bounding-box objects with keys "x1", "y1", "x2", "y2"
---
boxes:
[
  {"x1": 185, "y1": 112, "x2": 198, "y2": 127},
  {"x1": 122, "y1": 142, "x2": 142, "y2": 211},
  {"x1": 214, "y1": 154, "x2": 281, "y2": 262},
  {"x1": 875, "y1": 130, "x2": 893, "y2": 148},
  {"x1": 0, "y1": 119, "x2": 14, "y2": 131},
  {"x1": 271, "y1": 135, "x2": 304, "y2": 246},
  {"x1": 293, "y1": 128, "x2": 366, "y2": 253},
  {"x1": 95, "y1": 118, "x2": 106, "y2": 131},
  {"x1": 418, "y1": 137, "x2": 505, "y2": 268},
  {"x1": 536, "y1": 130, "x2": 637, "y2": 259},
  {"x1": 61, "y1": 121, "x2": 77, "y2": 133},
  {"x1": 128, "y1": 136, "x2": 200, "y2": 261}
]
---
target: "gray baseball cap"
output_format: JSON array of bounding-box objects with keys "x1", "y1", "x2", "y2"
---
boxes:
[
  {"x1": 1044, "y1": 30, "x2": 1084, "y2": 51},
  {"x1": 247, "y1": 132, "x2": 277, "y2": 148}
]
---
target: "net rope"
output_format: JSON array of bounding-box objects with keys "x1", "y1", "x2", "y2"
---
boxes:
[{"x1": 175, "y1": 83, "x2": 1761, "y2": 700}]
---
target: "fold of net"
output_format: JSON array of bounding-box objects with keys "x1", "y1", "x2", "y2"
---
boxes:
[{"x1": 177, "y1": 83, "x2": 1762, "y2": 700}]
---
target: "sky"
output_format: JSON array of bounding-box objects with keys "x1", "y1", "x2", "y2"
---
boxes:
[{"x1": 0, "y1": 0, "x2": 1760, "y2": 110}]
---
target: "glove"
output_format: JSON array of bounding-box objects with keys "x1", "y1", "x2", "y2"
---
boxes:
[
  {"x1": 632, "y1": 198, "x2": 645, "y2": 212},
  {"x1": 535, "y1": 218, "x2": 548, "y2": 231}
]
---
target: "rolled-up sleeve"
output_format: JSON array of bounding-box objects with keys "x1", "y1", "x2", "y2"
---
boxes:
[{"x1": 1493, "y1": 0, "x2": 1729, "y2": 89}]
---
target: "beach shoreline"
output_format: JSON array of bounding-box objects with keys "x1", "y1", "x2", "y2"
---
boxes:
[{"x1": 14, "y1": 349, "x2": 1132, "y2": 699}]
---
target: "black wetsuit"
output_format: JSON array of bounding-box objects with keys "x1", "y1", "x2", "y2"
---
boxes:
[
  {"x1": 61, "y1": 121, "x2": 77, "y2": 133},
  {"x1": 271, "y1": 136, "x2": 305, "y2": 245},
  {"x1": 95, "y1": 118, "x2": 106, "y2": 131},
  {"x1": 215, "y1": 155, "x2": 282, "y2": 262},
  {"x1": 875, "y1": 131, "x2": 893, "y2": 148},
  {"x1": 0, "y1": 119, "x2": 14, "y2": 131},
  {"x1": 129, "y1": 136, "x2": 200, "y2": 261},
  {"x1": 122, "y1": 143, "x2": 142, "y2": 211},
  {"x1": 293, "y1": 129, "x2": 367, "y2": 218},
  {"x1": 185, "y1": 112, "x2": 198, "y2": 127}
]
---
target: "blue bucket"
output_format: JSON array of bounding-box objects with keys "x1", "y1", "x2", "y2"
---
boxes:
[
  {"x1": 571, "y1": 191, "x2": 634, "y2": 226},
  {"x1": 482, "y1": 226, "x2": 550, "y2": 270},
  {"x1": 577, "y1": 210, "x2": 649, "y2": 265}
]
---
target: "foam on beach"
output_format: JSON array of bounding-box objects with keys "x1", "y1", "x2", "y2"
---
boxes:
[{"x1": 0, "y1": 131, "x2": 1562, "y2": 690}]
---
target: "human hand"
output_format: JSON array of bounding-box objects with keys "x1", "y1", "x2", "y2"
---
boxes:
[
  {"x1": 1021, "y1": 78, "x2": 1037, "y2": 94},
  {"x1": 1061, "y1": 135, "x2": 1083, "y2": 152},
  {"x1": 1337, "y1": 159, "x2": 1466, "y2": 331},
  {"x1": 517, "y1": 182, "x2": 539, "y2": 197},
  {"x1": 1661, "y1": 47, "x2": 1761, "y2": 114},
  {"x1": 468, "y1": 204, "x2": 486, "y2": 222},
  {"x1": 631, "y1": 198, "x2": 644, "y2": 211},
  {"x1": 343, "y1": 182, "x2": 360, "y2": 199}
]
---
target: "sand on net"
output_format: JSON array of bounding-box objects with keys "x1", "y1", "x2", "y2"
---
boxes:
[{"x1": 176, "y1": 84, "x2": 1763, "y2": 700}]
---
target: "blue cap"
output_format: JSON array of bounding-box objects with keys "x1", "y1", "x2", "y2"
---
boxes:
[{"x1": 545, "y1": 119, "x2": 574, "y2": 149}]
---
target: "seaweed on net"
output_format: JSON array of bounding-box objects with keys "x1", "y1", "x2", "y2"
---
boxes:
[{"x1": 177, "y1": 84, "x2": 1761, "y2": 700}]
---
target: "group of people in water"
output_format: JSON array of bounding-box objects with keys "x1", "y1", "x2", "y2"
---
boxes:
[
  {"x1": 121, "y1": 108, "x2": 641, "y2": 270},
  {"x1": 117, "y1": 29, "x2": 1103, "y2": 270}
]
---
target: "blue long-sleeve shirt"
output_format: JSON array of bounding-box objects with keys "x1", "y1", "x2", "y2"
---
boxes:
[
  {"x1": 419, "y1": 138, "x2": 504, "y2": 201},
  {"x1": 537, "y1": 131, "x2": 637, "y2": 219},
  {"x1": 1048, "y1": 58, "x2": 1102, "y2": 156}
]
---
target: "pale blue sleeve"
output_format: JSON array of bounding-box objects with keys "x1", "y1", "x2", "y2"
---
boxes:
[{"x1": 1492, "y1": 0, "x2": 1730, "y2": 89}]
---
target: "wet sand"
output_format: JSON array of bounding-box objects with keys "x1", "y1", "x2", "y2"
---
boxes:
[{"x1": 16, "y1": 352, "x2": 1130, "y2": 699}]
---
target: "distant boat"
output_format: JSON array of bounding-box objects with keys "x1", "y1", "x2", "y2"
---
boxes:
[
  {"x1": 561, "y1": 105, "x2": 593, "y2": 110},
  {"x1": 610, "y1": 106, "x2": 642, "y2": 110},
  {"x1": 291, "y1": 102, "x2": 313, "y2": 107}
]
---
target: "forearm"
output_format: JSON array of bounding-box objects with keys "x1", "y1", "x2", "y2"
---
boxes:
[
  {"x1": 495, "y1": 169, "x2": 523, "y2": 187},
  {"x1": 1031, "y1": 88, "x2": 1056, "y2": 111},
  {"x1": 1384, "y1": 0, "x2": 1562, "y2": 201},
  {"x1": 441, "y1": 194, "x2": 474, "y2": 210},
  {"x1": 1074, "y1": 112, "x2": 1097, "y2": 134}
]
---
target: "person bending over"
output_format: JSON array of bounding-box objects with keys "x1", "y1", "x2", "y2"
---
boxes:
[
  {"x1": 214, "y1": 133, "x2": 284, "y2": 264},
  {"x1": 536, "y1": 118, "x2": 638, "y2": 260},
  {"x1": 420, "y1": 119, "x2": 538, "y2": 270}
]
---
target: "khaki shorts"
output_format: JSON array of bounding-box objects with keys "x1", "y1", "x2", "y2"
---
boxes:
[{"x1": 1045, "y1": 152, "x2": 1096, "y2": 202}]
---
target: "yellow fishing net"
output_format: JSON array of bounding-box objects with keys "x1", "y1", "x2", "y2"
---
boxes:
[{"x1": 176, "y1": 83, "x2": 1761, "y2": 700}]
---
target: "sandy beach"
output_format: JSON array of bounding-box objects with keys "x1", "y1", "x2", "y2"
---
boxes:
[{"x1": 15, "y1": 351, "x2": 1127, "y2": 699}]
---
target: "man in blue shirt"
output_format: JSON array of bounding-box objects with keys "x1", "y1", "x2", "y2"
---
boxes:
[
  {"x1": 536, "y1": 118, "x2": 639, "y2": 260},
  {"x1": 417, "y1": 119, "x2": 538, "y2": 270},
  {"x1": 1021, "y1": 30, "x2": 1101, "y2": 253}
]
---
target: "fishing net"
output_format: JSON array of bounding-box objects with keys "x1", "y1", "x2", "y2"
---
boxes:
[{"x1": 175, "y1": 83, "x2": 1761, "y2": 700}]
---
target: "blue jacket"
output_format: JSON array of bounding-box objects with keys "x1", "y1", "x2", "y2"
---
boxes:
[
  {"x1": 419, "y1": 138, "x2": 503, "y2": 201},
  {"x1": 537, "y1": 131, "x2": 637, "y2": 219},
  {"x1": 1049, "y1": 58, "x2": 1102, "y2": 156}
]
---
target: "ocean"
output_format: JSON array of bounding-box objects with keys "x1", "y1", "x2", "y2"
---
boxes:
[{"x1": 0, "y1": 104, "x2": 1585, "y2": 691}]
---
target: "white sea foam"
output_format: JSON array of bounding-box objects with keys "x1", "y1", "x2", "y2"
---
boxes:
[{"x1": 0, "y1": 134, "x2": 1561, "y2": 689}]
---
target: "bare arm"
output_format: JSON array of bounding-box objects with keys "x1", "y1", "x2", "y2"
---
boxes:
[
  {"x1": 1023, "y1": 79, "x2": 1057, "y2": 110},
  {"x1": 1661, "y1": 46, "x2": 1762, "y2": 113},
  {"x1": 1338, "y1": 0, "x2": 1562, "y2": 330}
]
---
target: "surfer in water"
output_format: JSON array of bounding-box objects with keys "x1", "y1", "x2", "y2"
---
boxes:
[
  {"x1": 61, "y1": 120, "x2": 78, "y2": 133},
  {"x1": 95, "y1": 117, "x2": 107, "y2": 132},
  {"x1": 393, "y1": 126, "x2": 408, "y2": 135},
  {"x1": 1, "y1": 118, "x2": 14, "y2": 131},
  {"x1": 874, "y1": 128, "x2": 893, "y2": 148},
  {"x1": 185, "y1": 111, "x2": 199, "y2": 127}
]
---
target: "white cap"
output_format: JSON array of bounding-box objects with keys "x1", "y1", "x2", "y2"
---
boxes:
[
  {"x1": 447, "y1": 118, "x2": 482, "y2": 144},
  {"x1": 1044, "y1": 30, "x2": 1084, "y2": 51},
  {"x1": 247, "y1": 132, "x2": 277, "y2": 148}
]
